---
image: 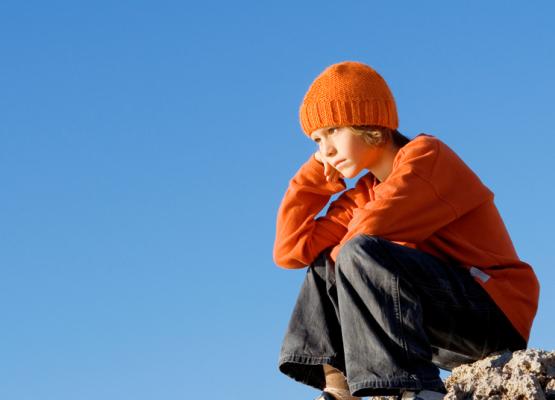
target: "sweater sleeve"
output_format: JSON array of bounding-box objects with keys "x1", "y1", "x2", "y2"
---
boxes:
[
  {"x1": 330, "y1": 136, "x2": 494, "y2": 260},
  {"x1": 273, "y1": 154, "x2": 366, "y2": 269}
]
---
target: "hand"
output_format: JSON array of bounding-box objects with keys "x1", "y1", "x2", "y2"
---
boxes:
[{"x1": 313, "y1": 151, "x2": 344, "y2": 183}]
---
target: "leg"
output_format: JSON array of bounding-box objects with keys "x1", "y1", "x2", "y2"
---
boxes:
[
  {"x1": 278, "y1": 250, "x2": 346, "y2": 391},
  {"x1": 333, "y1": 234, "x2": 525, "y2": 398}
]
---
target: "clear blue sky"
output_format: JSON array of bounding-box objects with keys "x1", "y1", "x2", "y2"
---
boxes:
[{"x1": 1, "y1": 1, "x2": 553, "y2": 399}]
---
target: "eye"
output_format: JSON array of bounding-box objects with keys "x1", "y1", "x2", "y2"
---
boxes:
[{"x1": 328, "y1": 127, "x2": 338, "y2": 134}]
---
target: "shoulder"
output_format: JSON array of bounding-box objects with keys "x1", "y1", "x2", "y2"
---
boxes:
[
  {"x1": 394, "y1": 133, "x2": 468, "y2": 179},
  {"x1": 398, "y1": 133, "x2": 461, "y2": 162},
  {"x1": 400, "y1": 133, "x2": 490, "y2": 193},
  {"x1": 403, "y1": 133, "x2": 443, "y2": 153},
  {"x1": 393, "y1": 133, "x2": 441, "y2": 171}
]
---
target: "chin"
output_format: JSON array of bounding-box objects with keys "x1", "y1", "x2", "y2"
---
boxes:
[{"x1": 341, "y1": 169, "x2": 357, "y2": 179}]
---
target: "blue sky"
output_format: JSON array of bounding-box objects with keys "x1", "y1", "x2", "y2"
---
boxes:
[{"x1": 1, "y1": 1, "x2": 554, "y2": 399}]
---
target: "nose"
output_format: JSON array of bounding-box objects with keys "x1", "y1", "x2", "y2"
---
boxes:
[{"x1": 321, "y1": 139, "x2": 336, "y2": 157}]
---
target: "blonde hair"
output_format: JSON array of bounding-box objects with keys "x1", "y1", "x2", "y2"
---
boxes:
[{"x1": 348, "y1": 125, "x2": 411, "y2": 148}]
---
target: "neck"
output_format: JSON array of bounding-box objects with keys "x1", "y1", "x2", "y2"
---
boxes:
[{"x1": 369, "y1": 141, "x2": 401, "y2": 183}]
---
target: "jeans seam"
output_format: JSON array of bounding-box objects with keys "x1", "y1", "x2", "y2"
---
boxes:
[
  {"x1": 393, "y1": 273, "x2": 410, "y2": 363},
  {"x1": 374, "y1": 237, "x2": 410, "y2": 364}
]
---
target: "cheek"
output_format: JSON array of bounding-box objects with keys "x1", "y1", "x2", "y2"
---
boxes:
[
  {"x1": 346, "y1": 136, "x2": 368, "y2": 155},
  {"x1": 344, "y1": 138, "x2": 364, "y2": 158}
]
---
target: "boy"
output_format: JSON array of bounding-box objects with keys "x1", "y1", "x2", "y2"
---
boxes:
[{"x1": 272, "y1": 61, "x2": 539, "y2": 400}]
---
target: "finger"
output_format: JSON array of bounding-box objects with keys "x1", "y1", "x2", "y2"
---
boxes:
[
  {"x1": 326, "y1": 164, "x2": 334, "y2": 182},
  {"x1": 330, "y1": 166, "x2": 339, "y2": 181}
]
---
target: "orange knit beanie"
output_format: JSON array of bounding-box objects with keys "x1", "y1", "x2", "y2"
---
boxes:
[{"x1": 299, "y1": 61, "x2": 399, "y2": 136}]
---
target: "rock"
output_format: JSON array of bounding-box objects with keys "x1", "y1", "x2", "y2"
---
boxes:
[
  {"x1": 370, "y1": 349, "x2": 555, "y2": 400},
  {"x1": 444, "y1": 348, "x2": 555, "y2": 400}
]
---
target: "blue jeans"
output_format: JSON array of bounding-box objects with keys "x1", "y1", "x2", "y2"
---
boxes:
[{"x1": 278, "y1": 234, "x2": 526, "y2": 397}]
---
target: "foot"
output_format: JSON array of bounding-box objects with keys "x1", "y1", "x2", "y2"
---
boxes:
[{"x1": 400, "y1": 389, "x2": 445, "y2": 399}]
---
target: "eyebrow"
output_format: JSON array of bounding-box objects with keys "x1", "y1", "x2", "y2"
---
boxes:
[{"x1": 311, "y1": 127, "x2": 336, "y2": 140}]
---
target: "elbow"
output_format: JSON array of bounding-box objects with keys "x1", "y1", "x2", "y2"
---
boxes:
[{"x1": 273, "y1": 247, "x2": 307, "y2": 270}]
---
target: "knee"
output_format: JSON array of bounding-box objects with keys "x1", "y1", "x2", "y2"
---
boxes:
[
  {"x1": 337, "y1": 234, "x2": 381, "y2": 261},
  {"x1": 335, "y1": 234, "x2": 385, "y2": 278}
]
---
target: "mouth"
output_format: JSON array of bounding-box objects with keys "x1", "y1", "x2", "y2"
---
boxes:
[{"x1": 334, "y1": 160, "x2": 347, "y2": 168}]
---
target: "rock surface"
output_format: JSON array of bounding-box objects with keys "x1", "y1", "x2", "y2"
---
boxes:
[{"x1": 372, "y1": 349, "x2": 555, "y2": 400}]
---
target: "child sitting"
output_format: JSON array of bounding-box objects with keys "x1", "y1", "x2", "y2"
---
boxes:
[{"x1": 273, "y1": 61, "x2": 539, "y2": 400}]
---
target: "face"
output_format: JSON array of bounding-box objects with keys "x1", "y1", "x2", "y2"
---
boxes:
[{"x1": 310, "y1": 126, "x2": 384, "y2": 179}]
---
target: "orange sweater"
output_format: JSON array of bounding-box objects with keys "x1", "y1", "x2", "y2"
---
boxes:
[{"x1": 273, "y1": 133, "x2": 539, "y2": 342}]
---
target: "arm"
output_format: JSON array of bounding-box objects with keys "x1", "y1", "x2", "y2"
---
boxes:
[
  {"x1": 273, "y1": 154, "x2": 372, "y2": 269},
  {"x1": 330, "y1": 136, "x2": 494, "y2": 260}
]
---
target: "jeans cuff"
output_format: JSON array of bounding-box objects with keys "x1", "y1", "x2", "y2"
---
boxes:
[
  {"x1": 278, "y1": 353, "x2": 343, "y2": 391},
  {"x1": 349, "y1": 376, "x2": 444, "y2": 397},
  {"x1": 279, "y1": 353, "x2": 336, "y2": 366}
]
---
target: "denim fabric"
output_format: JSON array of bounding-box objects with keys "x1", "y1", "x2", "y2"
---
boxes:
[{"x1": 278, "y1": 234, "x2": 526, "y2": 398}]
